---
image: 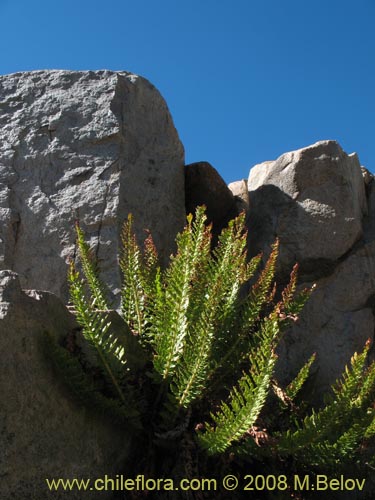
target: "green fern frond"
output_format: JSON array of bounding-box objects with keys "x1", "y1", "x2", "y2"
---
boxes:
[
  {"x1": 120, "y1": 214, "x2": 149, "y2": 338},
  {"x1": 334, "y1": 417, "x2": 374, "y2": 461},
  {"x1": 210, "y1": 243, "x2": 279, "y2": 382},
  {"x1": 170, "y1": 321, "x2": 215, "y2": 409},
  {"x1": 75, "y1": 223, "x2": 110, "y2": 311},
  {"x1": 286, "y1": 413, "x2": 374, "y2": 468},
  {"x1": 44, "y1": 331, "x2": 141, "y2": 427},
  {"x1": 285, "y1": 353, "x2": 316, "y2": 400},
  {"x1": 238, "y1": 240, "x2": 280, "y2": 336},
  {"x1": 153, "y1": 207, "x2": 210, "y2": 380},
  {"x1": 244, "y1": 253, "x2": 263, "y2": 282},
  {"x1": 272, "y1": 265, "x2": 314, "y2": 332},
  {"x1": 333, "y1": 339, "x2": 372, "y2": 404},
  {"x1": 198, "y1": 316, "x2": 280, "y2": 454},
  {"x1": 284, "y1": 285, "x2": 314, "y2": 319},
  {"x1": 357, "y1": 361, "x2": 375, "y2": 408},
  {"x1": 68, "y1": 262, "x2": 127, "y2": 403},
  {"x1": 273, "y1": 341, "x2": 375, "y2": 462},
  {"x1": 58, "y1": 207, "x2": 375, "y2": 480},
  {"x1": 237, "y1": 240, "x2": 279, "y2": 332},
  {"x1": 170, "y1": 213, "x2": 251, "y2": 408}
]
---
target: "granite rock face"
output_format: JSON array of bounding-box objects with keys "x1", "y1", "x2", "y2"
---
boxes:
[
  {"x1": 247, "y1": 140, "x2": 367, "y2": 279},
  {"x1": 0, "y1": 270, "x2": 130, "y2": 499},
  {"x1": 246, "y1": 140, "x2": 374, "y2": 402},
  {"x1": 0, "y1": 70, "x2": 185, "y2": 302}
]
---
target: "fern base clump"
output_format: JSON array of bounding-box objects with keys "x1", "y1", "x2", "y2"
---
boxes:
[{"x1": 47, "y1": 207, "x2": 375, "y2": 500}]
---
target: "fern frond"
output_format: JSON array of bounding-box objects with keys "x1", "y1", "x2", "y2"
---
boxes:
[
  {"x1": 333, "y1": 339, "x2": 372, "y2": 404},
  {"x1": 44, "y1": 331, "x2": 141, "y2": 427},
  {"x1": 171, "y1": 213, "x2": 250, "y2": 408},
  {"x1": 153, "y1": 207, "x2": 210, "y2": 380},
  {"x1": 334, "y1": 417, "x2": 374, "y2": 461},
  {"x1": 273, "y1": 341, "x2": 375, "y2": 462},
  {"x1": 247, "y1": 240, "x2": 279, "y2": 320},
  {"x1": 281, "y1": 263, "x2": 299, "y2": 307},
  {"x1": 142, "y1": 230, "x2": 160, "y2": 298},
  {"x1": 170, "y1": 322, "x2": 215, "y2": 409},
  {"x1": 198, "y1": 316, "x2": 279, "y2": 454},
  {"x1": 75, "y1": 223, "x2": 110, "y2": 311},
  {"x1": 68, "y1": 262, "x2": 127, "y2": 403},
  {"x1": 283, "y1": 285, "x2": 314, "y2": 319},
  {"x1": 120, "y1": 214, "x2": 148, "y2": 337},
  {"x1": 244, "y1": 253, "x2": 263, "y2": 282},
  {"x1": 210, "y1": 242, "x2": 279, "y2": 381},
  {"x1": 358, "y1": 361, "x2": 375, "y2": 410},
  {"x1": 285, "y1": 353, "x2": 316, "y2": 400},
  {"x1": 272, "y1": 265, "x2": 314, "y2": 332}
]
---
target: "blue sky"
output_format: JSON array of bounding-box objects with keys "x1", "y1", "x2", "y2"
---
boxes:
[{"x1": 0, "y1": 0, "x2": 374, "y2": 183}]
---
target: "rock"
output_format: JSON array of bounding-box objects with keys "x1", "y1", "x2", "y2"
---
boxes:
[
  {"x1": 361, "y1": 165, "x2": 374, "y2": 186},
  {"x1": 0, "y1": 271, "x2": 131, "y2": 499},
  {"x1": 228, "y1": 179, "x2": 249, "y2": 214},
  {"x1": 247, "y1": 141, "x2": 367, "y2": 280},
  {"x1": 246, "y1": 140, "x2": 375, "y2": 404},
  {"x1": 185, "y1": 162, "x2": 238, "y2": 238},
  {"x1": 276, "y1": 240, "x2": 375, "y2": 403},
  {"x1": 0, "y1": 70, "x2": 185, "y2": 303},
  {"x1": 364, "y1": 178, "x2": 375, "y2": 243}
]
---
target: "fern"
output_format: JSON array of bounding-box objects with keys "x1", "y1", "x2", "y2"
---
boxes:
[
  {"x1": 270, "y1": 354, "x2": 316, "y2": 415},
  {"x1": 268, "y1": 341, "x2": 375, "y2": 467},
  {"x1": 152, "y1": 207, "x2": 210, "y2": 380},
  {"x1": 46, "y1": 205, "x2": 375, "y2": 493},
  {"x1": 285, "y1": 353, "x2": 316, "y2": 401},
  {"x1": 75, "y1": 223, "x2": 110, "y2": 311},
  {"x1": 171, "y1": 213, "x2": 250, "y2": 408},
  {"x1": 211, "y1": 241, "x2": 279, "y2": 379},
  {"x1": 198, "y1": 316, "x2": 280, "y2": 454},
  {"x1": 43, "y1": 331, "x2": 140, "y2": 427},
  {"x1": 69, "y1": 245, "x2": 128, "y2": 403},
  {"x1": 120, "y1": 214, "x2": 148, "y2": 338}
]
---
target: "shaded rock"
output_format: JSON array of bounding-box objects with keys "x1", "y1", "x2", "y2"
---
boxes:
[
  {"x1": 276, "y1": 240, "x2": 375, "y2": 404},
  {"x1": 361, "y1": 165, "x2": 374, "y2": 187},
  {"x1": 228, "y1": 179, "x2": 249, "y2": 214},
  {"x1": 185, "y1": 161, "x2": 238, "y2": 238},
  {"x1": 0, "y1": 271, "x2": 130, "y2": 499},
  {"x1": 0, "y1": 70, "x2": 185, "y2": 303},
  {"x1": 247, "y1": 141, "x2": 367, "y2": 280},
  {"x1": 364, "y1": 179, "x2": 375, "y2": 243}
]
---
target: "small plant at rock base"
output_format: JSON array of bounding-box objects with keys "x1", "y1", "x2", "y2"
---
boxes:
[{"x1": 46, "y1": 207, "x2": 375, "y2": 499}]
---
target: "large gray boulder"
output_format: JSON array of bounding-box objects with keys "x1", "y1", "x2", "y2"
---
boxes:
[
  {"x1": 0, "y1": 270, "x2": 131, "y2": 499},
  {"x1": 0, "y1": 70, "x2": 185, "y2": 302},
  {"x1": 247, "y1": 140, "x2": 367, "y2": 279},
  {"x1": 247, "y1": 141, "x2": 374, "y2": 403}
]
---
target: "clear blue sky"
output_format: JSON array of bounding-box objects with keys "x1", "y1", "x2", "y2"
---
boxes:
[{"x1": 1, "y1": 0, "x2": 374, "y2": 183}]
